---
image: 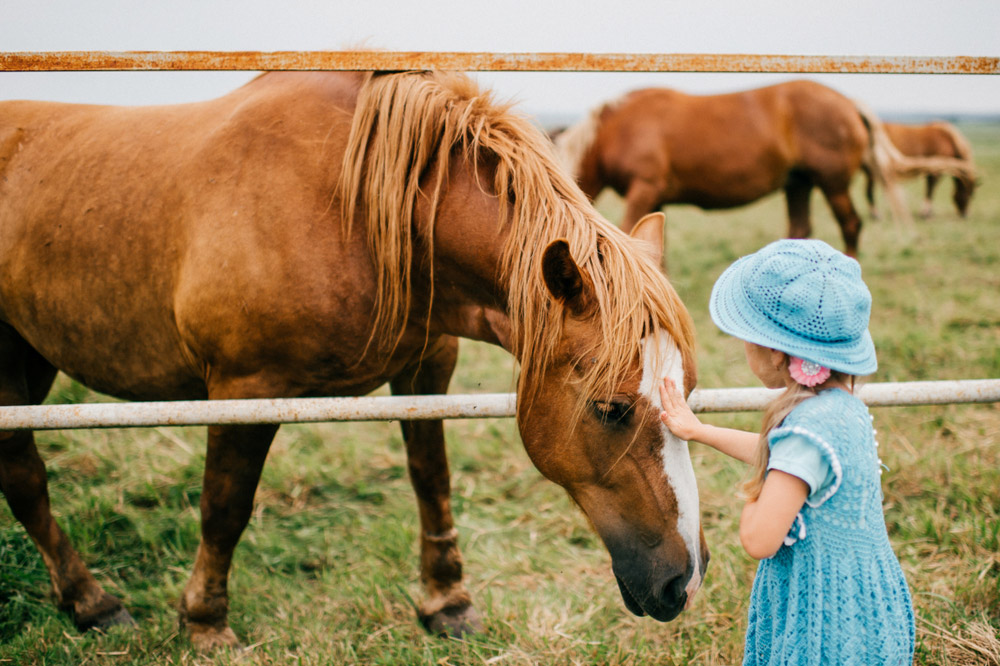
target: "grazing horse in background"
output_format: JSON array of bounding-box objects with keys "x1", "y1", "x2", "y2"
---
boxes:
[
  {"x1": 863, "y1": 121, "x2": 977, "y2": 219},
  {"x1": 0, "y1": 71, "x2": 706, "y2": 650},
  {"x1": 555, "y1": 80, "x2": 961, "y2": 258}
]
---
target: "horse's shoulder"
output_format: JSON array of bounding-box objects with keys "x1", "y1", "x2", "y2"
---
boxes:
[
  {"x1": 0, "y1": 125, "x2": 25, "y2": 178},
  {"x1": 241, "y1": 71, "x2": 364, "y2": 100},
  {"x1": 777, "y1": 79, "x2": 836, "y2": 95},
  {"x1": 925, "y1": 122, "x2": 962, "y2": 153},
  {"x1": 209, "y1": 72, "x2": 366, "y2": 128},
  {"x1": 773, "y1": 80, "x2": 851, "y2": 110},
  {"x1": 619, "y1": 87, "x2": 686, "y2": 110}
]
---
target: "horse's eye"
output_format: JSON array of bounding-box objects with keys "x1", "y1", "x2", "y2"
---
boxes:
[{"x1": 590, "y1": 399, "x2": 633, "y2": 427}]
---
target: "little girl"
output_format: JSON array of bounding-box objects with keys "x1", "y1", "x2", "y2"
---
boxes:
[{"x1": 659, "y1": 239, "x2": 914, "y2": 665}]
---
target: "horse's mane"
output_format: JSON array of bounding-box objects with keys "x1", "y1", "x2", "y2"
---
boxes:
[
  {"x1": 339, "y1": 71, "x2": 695, "y2": 405},
  {"x1": 933, "y1": 121, "x2": 974, "y2": 164},
  {"x1": 552, "y1": 104, "x2": 604, "y2": 179}
]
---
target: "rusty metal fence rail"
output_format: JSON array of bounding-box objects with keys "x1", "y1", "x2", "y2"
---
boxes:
[
  {"x1": 2, "y1": 51, "x2": 998, "y2": 74},
  {"x1": 1, "y1": 50, "x2": 997, "y2": 428}
]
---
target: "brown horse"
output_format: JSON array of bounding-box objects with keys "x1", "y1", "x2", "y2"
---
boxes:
[
  {"x1": 0, "y1": 71, "x2": 706, "y2": 650},
  {"x1": 555, "y1": 80, "x2": 928, "y2": 258},
  {"x1": 863, "y1": 121, "x2": 977, "y2": 219}
]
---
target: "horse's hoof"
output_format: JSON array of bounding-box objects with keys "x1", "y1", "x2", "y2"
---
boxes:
[
  {"x1": 421, "y1": 603, "x2": 483, "y2": 638},
  {"x1": 188, "y1": 623, "x2": 242, "y2": 652},
  {"x1": 90, "y1": 607, "x2": 137, "y2": 630},
  {"x1": 73, "y1": 597, "x2": 136, "y2": 632}
]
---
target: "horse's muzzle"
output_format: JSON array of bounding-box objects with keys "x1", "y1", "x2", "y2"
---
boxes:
[{"x1": 613, "y1": 568, "x2": 689, "y2": 622}]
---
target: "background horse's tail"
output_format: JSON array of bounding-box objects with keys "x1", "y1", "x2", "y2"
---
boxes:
[
  {"x1": 855, "y1": 101, "x2": 979, "y2": 225},
  {"x1": 855, "y1": 100, "x2": 914, "y2": 227}
]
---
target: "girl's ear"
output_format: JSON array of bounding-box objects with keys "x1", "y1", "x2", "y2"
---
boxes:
[{"x1": 769, "y1": 348, "x2": 788, "y2": 371}]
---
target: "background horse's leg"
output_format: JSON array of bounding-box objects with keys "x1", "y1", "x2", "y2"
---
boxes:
[
  {"x1": 0, "y1": 332, "x2": 134, "y2": 630},
  {"x1": 861, "y1": 164, "x2": 881, "y2": 220},
  {"x1": 818, "y1": 183, "x2": 863, "y2": 258},
  {"x1": 922, "y1": 173, "x2": 940, "y2": 218},
  {"x1": 180, "y1": 421, "x2": 278, "y2": 650},
  {"x1": 784, "y1": 171, "x2": 815, "y2": 239},
  {"x1": 389, "y1": 336, "x2": 482, "y2": 637},
  {"x1": 621, "y1": 178, "x2": 665, "y2": 234}
]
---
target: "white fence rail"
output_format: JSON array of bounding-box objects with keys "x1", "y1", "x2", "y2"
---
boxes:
[{"x1": 1, "y1": 379, "x2": 997, "y2": 431}]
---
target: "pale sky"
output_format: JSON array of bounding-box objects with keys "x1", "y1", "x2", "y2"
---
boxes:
[{"x1": 2, "y1": 1, "x2": 998, "y2": 120}]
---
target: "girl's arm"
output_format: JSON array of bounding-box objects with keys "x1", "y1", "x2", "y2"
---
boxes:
[
  {"x1": 660, "y1": 377, "x2": 811, "y2": 559},
  {"x1": 739, "y1": 470, "x2": 809, "y2": 559},
  {"x1": 658, "y1": 377, "x2": 759, "y2": 464}
]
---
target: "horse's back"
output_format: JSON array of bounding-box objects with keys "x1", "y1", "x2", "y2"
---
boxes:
[
  {"x1": 595, "y1": 84, "x2": 809, "y2": 206},
  {"x1": 0, "y1": 72, "x2": 385, "y2": 401},
  {"x1": 884, "y1": 121, "x2": 967, "y2": 160}
]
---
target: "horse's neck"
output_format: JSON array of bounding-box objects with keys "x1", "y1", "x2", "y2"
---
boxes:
[{"x1": 414, "y1": 167, "x2": 516, "y2": 353}]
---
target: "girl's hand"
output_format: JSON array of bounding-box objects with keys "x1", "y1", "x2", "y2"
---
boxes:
[
  {"x1": 659, "y1": 378, "x2": 760, "y2": 463},
  {"x1": 659, "y1": 377, "x2": 703, "y2": 441}
]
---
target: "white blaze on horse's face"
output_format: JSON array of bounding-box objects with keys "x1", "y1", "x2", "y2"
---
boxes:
[{"x1": 639, "y1": 334, "x2": 703, "y2": 604}]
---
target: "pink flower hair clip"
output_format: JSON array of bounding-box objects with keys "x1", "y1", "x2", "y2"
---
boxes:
[{"x1": 789, "y1": 356, "x2": 831, "y2": 387}]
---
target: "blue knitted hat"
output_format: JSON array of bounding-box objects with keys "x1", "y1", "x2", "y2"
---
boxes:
[{"x1": 709, "y1": 239, "x2": 877, "y2": 375}]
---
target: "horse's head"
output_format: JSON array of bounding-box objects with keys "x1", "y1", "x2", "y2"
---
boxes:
[
  {"x1": 515, "y1": 214, "x2": 708, "y2": 622},
  {"x1": 954, "y1": 173, "x2": 978, "y2": 218}
]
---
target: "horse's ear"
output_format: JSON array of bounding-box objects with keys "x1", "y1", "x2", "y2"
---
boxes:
[
  {"x1": 629, "y1": 212, "x2": 665, "y2": 264},
  {"x1": 542, "y1": 239, "x2": 594, "y2": 316}
]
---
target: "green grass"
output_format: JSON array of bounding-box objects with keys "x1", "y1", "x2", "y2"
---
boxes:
[{"x1": 2, "y1": 122, "x2": 999, "y2": 665}]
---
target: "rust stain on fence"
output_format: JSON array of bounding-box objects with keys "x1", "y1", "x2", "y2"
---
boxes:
[{"x1": 1, "y1": 51, "x2": 997, "y2": 74}]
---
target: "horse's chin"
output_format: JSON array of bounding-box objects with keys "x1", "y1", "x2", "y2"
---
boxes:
[{"x1": 615, "y1": 575, "x2": 646, "y2": 617}]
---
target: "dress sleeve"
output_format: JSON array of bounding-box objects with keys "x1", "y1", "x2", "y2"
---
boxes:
[{"x1": 767, "y1": 426, "x2": 843, "y2": 507}]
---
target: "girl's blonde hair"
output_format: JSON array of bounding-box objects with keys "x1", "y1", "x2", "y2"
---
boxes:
[{"x1": 743, "y1": 356, "x2": 856, "y2": 500}]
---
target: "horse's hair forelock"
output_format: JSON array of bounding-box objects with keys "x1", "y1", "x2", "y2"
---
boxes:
[{"x1": 338, "y1": 70, "x2": 696, "y2": 405}]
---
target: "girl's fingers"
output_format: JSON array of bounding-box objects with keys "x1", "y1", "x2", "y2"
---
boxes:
[
  {"x1": 659, "y1": 377, "x2": 679, "y2": 408},
  {"x1": 658, "y1": 380, "x2": 671, "y2": 409},
  {"x1": 658, "y1": 381, "x2": 670, "y2": 408}
]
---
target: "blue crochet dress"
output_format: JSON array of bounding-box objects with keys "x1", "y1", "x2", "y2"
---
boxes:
[{"x1": 743, "y1": 389, "x2": 915, "y2": 666}]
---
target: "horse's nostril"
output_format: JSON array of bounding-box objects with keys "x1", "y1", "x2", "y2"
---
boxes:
[{"x1": 662, "y1": 573, "x2": 688, "y2": 608}]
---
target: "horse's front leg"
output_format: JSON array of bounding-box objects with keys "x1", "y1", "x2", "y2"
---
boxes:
[
  {"x1": 390, "y1": 336, "x2": 482, "y2": 637},
  {"x1": 922, "y1": 173, "x2": 940, "y2": 218},
  {"x1": 180, "y1": 422, "x2": 278, "y2": 651},
  {"x1": 621, "y1": 177, "x2": 665, "y2": 234}
]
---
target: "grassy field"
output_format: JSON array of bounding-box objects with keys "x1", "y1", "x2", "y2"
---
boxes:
[{"x1": 1, "y1": 123, "x2": 999, "y2": 665}]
